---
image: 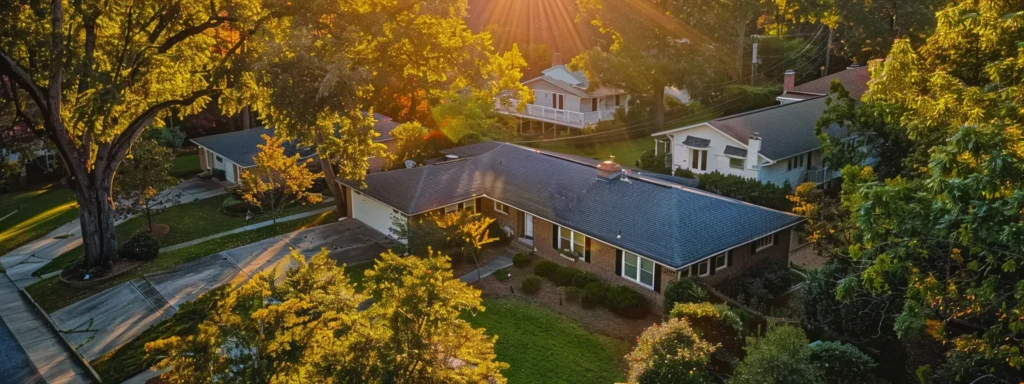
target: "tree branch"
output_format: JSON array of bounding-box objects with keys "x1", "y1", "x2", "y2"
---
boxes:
[
  {"x1": 0, "y1": 50, "x2": 49, "y2": 116},
  {"x1": 104, "y1": 89, "x2": 218, "y2": 173},
  {"x1": 157, "y1": 16, "x2": 233, "y2": 53}
]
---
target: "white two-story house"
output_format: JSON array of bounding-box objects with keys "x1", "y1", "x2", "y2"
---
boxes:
[
  {"x1": 651, "y1": 65, "x2": 870, "y2": 187},
  {"x1": 496, "y1": 54, "x2": 630, "y2": 130}
]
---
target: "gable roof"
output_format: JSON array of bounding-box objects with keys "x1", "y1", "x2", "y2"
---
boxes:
[
  {"x1": 342, "y1": 142, "x2": 802, "y2": 268},
  {"x1": 190, "y1": 127, "x2": 315, "y2": 168},
  {"x1": 523, "y1": 76, "x2": 590, "y2": 98},
  {"x1": 708, "y1": 97, "x2": 847, "y2": 160},
  {"x1": 786, "y1": 65, "x2": 870, "y2": 100}
]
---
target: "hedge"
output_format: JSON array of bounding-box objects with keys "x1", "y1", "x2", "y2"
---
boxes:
[
  {"x1": 529, "y1": 260, "x2": 650, "y2": 318},
  {"x1": 512, "y1": 252, "x2": 533, "y2": 268},
  {"x1": 120, "y1": 232, "x2": 160, "y2": 261},
  {"x1": 521, "y1": 276, "x2": 542, "y2": 295},
  {"x1": 696, "y1": 171, "x2": 792, "y2": 210},
  {"x1": 534, "y1": 260, "x2": 559, "y2": 279}
]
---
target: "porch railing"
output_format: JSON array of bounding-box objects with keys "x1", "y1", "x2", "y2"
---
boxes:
[{"x1": 804, "y1": 166, "x2": 841, "y2": 184}]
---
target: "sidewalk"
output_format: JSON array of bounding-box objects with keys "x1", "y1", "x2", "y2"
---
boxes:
[
  {"x1": 0, "y1": 274, "x2": 95, "y2": 384},
  {"x1": 0, "y1": 178, "x2": 228, "y2": 288},
  {"x1": 459, "y1": 253, "x2": 514, "y2": 283}
]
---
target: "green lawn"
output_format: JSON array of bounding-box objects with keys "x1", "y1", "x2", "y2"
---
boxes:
[
  {"x1": 169, "y1": 153, "x2": 201, "y2": 179},
  {"x1": 464, "y1": 298, "x2": 629, "y2": 384},
  {"x1": 0, "y1": 185, "x2": 79, "y2": 256},
  {"x1": 34, "y1": 196, "x2": 332, "y2": 276},
  {"x1": 26, "y1": 211, "x2": 339, "y2": 313},
  {"x1": 528, "y1": 136, "x2": 654, "y2": 168},
  {"x1": 90, "y1": 248, "x2": 373, "y2": 382}
]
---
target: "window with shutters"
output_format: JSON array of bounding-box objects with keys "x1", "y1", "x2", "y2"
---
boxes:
[
  {"x1": 559, "y1": 227, "x2": 585, "y2": 257},
  {"x1": 444, "y1": 204, "x2": 458, "y2": 214},
  {"x1": 697, "y1": 259, "x2": 710, "y2": 276},
  {"x1": 622, "y1": 251, "x2": 655, "y2": 288},
  {"x1": 755, "y1": 234, "x2": 774, "y2": 251},
  {"x1": 462, "y1": 199, "x2": 475, "y2": 212}
]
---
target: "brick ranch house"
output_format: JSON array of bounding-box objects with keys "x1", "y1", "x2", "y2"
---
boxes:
[{"x1": 338, "y1": 142, "x2": 803, "y2": 307}]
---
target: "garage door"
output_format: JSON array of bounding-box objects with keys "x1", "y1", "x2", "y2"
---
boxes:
[{"x1": 351, "y1": 191, "x2": 404, "y2": 240}]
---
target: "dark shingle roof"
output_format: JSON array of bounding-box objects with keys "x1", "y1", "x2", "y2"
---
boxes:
[
  {"x1": 724, "y1": 145, "x2": 747, "y2": 157},
  {"x1": 191, "y1": 127, "x2": 314, "y2": 167},
  {"x1": 788, "y1": 66, "x2": 870, "y2": 100},
  {"x1": 681, "y1": 136, "x2": 711, "y2": 148},
  {"x1": 343, "y1": 143, "x2": 801, "y2": 268},
  {"x1": 708, "y1": 97, "x2": 846, "y2": 160}
]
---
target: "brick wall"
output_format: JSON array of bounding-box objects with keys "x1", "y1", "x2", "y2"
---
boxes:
[
  {"x1": 479, "y1": 197, "x2": 519, "y2": 238},
  {"x1": 703, "y1": 227, "x2": 792, "y2": 285}
]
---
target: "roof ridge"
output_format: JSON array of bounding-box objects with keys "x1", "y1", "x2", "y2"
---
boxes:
[{"x1": 714, "y1": 96, "x2": 825, "y2": 122}]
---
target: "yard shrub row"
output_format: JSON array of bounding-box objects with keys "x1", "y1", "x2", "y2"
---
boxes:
[
  {"x1": 521, "y1": 276, "x2": 542, "y2": 295},
  {"x1": 512, "y1": 252, "x2": 533, "y2": 268},
  {"x1": 532, "y1": 260, "x2": 649, "y2": 318}
]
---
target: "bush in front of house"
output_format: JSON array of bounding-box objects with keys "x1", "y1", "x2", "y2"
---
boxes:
[
  {"x1": 663, "y1": 277, "x2": 710, "y2": 317},
  {"x1": 120, "y1": 232, "x2": 160, "y2": 261},
  {"x1": 604, "y1": 285, "x2": 650, "y2": 319},
  {"x1": 669, "y1": 302, "x2": 744, "y2": 371},
  {"x1": 696, "y1": 171, "x2": 792, "y2": 210},
  {"x1": 673, "y1": 167, "x2": 696, "y2": 178},
  {"x1": 564, "y1": 286, "x2": 584, "y2": 303},
  {"x1": 493, "y1": 268, "x2": 511, "y2": 281},
  {"x1": 512, "y1": 252, "x2": 533, "y2": 268},
  {"x1": 521, "y1": 276, "x2": 542, "y2": 295},
  {"x1": 809, "y1": 341, "x2": 877, "y2": 384},
  {"x1": 553, "y1": 265, "x2": 583, "y2": 287},
  {"x1": 571, "y1": 272, "x2": 602, "y2": 290},
  {"x1": 639, "y1": 149, "x2": 671, "y2": 174},
  {"x1": 739, "y1": 261, "x2": 792, "y2": 301},
  {"x1": 580, "y1": 289, "x2": 600, "y2": 309},
  {"x1": 534, "y1": 260, "x2": 559, "y2": 279}
]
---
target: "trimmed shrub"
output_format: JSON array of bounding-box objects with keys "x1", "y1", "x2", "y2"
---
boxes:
[
  {"x1": 809, "y1": 341, "x2": 876, "y2": 384},
  {"x1": 553, "y1": 266, "x2": 582, "y2": 287},
  {"x1": 696, "y1": 171, "x2": 792, "y2": 210},
  {"x1": 669, "y1": 302, "x2": 744, "y2": 371},
  {"x1": 673, "y1": 168, "x2": 696, "y2": 178},
  {"x1": 639, "y1": 149, "x2": 671, "y2": 174},
  {"x1": 564, "y1": 286, "x2": 584, "y2": 303},
  {"x1": 534, "y1": 260, "x2": 560, "y2": 279},
  {"x1": 584, "y1": 281, "x2": 609, "y2": 304},
  {"x1": 663, "y1": 277, "x2": 709, "y2": 316},
  {"x1": 120, "y1": 232, "x2": 160, "y2": 261},
  {"x1": 627, "y1": 317, "x2": 715, "y2": 384},
  {"x1": 572, "y1": 272, "x2": 601, "y2": 289},
  {"x1": 521, "y1": 276, "x2": 542, "y2": 295},
  {"x1": 731, "y1": 326, "x2": 819, "y2": 384},
  {"x1": 580, "y1": 290, "x2": 600, "y2": 309},
  {"x1": 493, "y1": 268, "x2": 511, "y2": 281},
  {"x1": 604, "y1": 285, "x2": 650, "y2": 319},
  {"x1": 512, "y1": 252, "x2": 533, "y2": 268}
]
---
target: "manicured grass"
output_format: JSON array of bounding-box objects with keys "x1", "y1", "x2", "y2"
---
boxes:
[
  {"x1": 169, "y1": 153, "x2": 201, "y2": 179},
  {"x1": 33, "y1": 196, "x2": 332, "y2": 276},
  {"x1": 528, "y1": 136, "x2": 653, "y2": 168},
  {"x1": 26, "y1": 211, "x2": 339, "y2": 313},
  {"x1": 0, "y1": 185, "x2": 79, "y2": 256},
  {"x1": 464, "y1": 298, "x2": 629, "y2": 383}
]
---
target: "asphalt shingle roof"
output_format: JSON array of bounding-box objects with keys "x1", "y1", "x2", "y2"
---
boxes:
[
  {"x1": 191, "y1": 127, "x2": 315, "y2": 167},
  {"x1": 681, "y1": 136, "x2": 711, "y2": 148},
  {"x1": 708, "y1": 97, "x2": 847, "y2": 160},
  {"x1": 787, "y1": 65, "x2": 870, "y2": 100},
  {"x1": 343, "y1": 142, "x2": 802, "y2": 268},
  {"x1": 724, "y1": 145, "x2": 747, "y2": 157}
]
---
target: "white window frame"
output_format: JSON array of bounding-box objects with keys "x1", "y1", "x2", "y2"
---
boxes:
[
  {"x1": 559, "y1": 227, "x2": 586, "y2": 258},
  {"x1": 697, "y1": 259, "x2": 710, "y2": 277},
  {"x1": 444, "y1": 204, "x2": 458, "y2": 214},
  {"x1": 713, "y1": 253, "x2": 727, "y2": 271},
  {"x1": 463, "y1": 199, "x2": 476, "y2": 212},
  {"x1": 689, "y1": 148, "x2": 709, "y2": 172},
  {"x1": 728, "y1": 157, "x2": 744, "y2": 169},
  {"x1": 621, "y1": 251, "x2": 655, "y2": 289},
  {"x1": 787, "y1": 155, "x2": 805, "y2": 171},
  {"x1": 755, "y1": 234, "x2": 774, "y2": 252},
  {"x1": 493, "y1": 200, "x2": 510, "y2": 215}
]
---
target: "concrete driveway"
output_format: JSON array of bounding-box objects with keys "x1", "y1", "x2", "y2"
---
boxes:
[{"x1": 50, "y1": 218, "x2": 390, "y2": 361}]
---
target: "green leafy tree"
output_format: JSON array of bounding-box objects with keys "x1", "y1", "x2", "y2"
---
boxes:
[
  {"x1": 627, "y1": 317, "x2": 716, "y2": 384},
  {"x1": 668, "y1": 302, "x2": 744, "y2": 372},
  {"x1": 113, "y1": 139, "x2": 179, "y2": 232},
  {"x1": 383, "y1": 122, "x2": 432, "y2": 171},
  {"x1": 809, "y1": 341, "x2": 876, "y2": 384},
  {"x1": 238, "y1": 134, "x2": 323, "y2": 224},
  {"x1": 573, "y1": 0, "x2": 721, "y2": 129},
  {"x1": 0, "y1": 0, "x2": 270, "y2": 269},
  {"x1": 147, "y1": 248, "x2": 507, "y2": 383},
  {"x1": 729, "y1": 326, "x2": 821, "y2": 384}
]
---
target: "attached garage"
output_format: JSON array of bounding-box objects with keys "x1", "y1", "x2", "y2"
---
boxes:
[{"x1": 350, "y1": 189, "x2": 405, "y2": 241}]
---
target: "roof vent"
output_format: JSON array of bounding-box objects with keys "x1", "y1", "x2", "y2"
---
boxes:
[{"x1": 597, "y1": 156, "x2": 622, "y2": 179}]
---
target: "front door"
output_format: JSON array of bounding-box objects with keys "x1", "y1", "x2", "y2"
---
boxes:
[{"x1": 524, "y1": 213, "x2": 534, "y2": 239}]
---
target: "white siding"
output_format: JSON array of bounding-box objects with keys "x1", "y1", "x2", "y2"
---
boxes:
[
  {"x1": 352, "y1": 191, "x2": 406, "y2": 241},
  {"x1": 759, "y1": 158, "x2": 805, "y2": 187},
  {"x1": 667, "y1": 124, "x2": 759, "y2": 179},
  {"x1": 532, "y1": 89, "x2": 583, "y2": 112}
]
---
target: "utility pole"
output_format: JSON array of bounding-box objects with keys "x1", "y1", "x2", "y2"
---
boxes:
[
  {"x1": 751, "y1": 37, "x2": 759, "y2": 86},
  {"x1": 823, "y1": 27, "x2": 834, "y2": 76}
]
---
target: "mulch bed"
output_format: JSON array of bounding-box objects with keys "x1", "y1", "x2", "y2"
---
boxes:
[
  {"x1": 449, "y1": 245, "x2": 506, "y2": 278},
  {"x1": 59, "y1": 259, "x2": 145, "y2": 287},
  {"x1": 474, "y1": 264, "x2": 659, "y2": 344}
]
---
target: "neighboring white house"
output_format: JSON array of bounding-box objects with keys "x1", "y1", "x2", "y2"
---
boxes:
[
  {"x1": 495, "y1": 54, "x2": 630, "y2": 130},
  {"x1": 651, "y1": 65, "x2": 871, "y2": 187}
]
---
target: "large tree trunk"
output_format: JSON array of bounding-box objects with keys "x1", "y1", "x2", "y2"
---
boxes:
[
  {"x1": 74, "y1": 173, "x2": 118, "y2": 270},
  {"x1": 652, "y1": 85, "x2": 666, "y2": 130},
  {"x1": 313, "y1": 131, "x2": 346, "y2": 216}
]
